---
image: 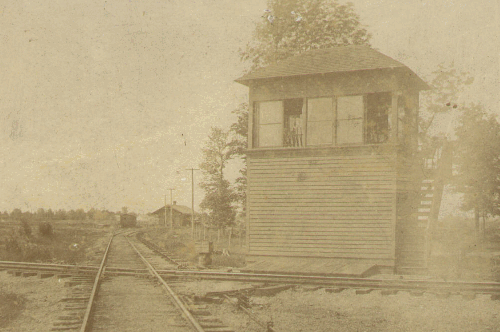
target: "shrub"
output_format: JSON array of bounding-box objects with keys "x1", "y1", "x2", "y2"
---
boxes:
[
  {"x1": 20, "y1": 220, "x2": 32, "y2": 237},
  {"x1": 5, "y1": 238, "x2": 22, "y2": 254},
  {"x1": 23, "y1": 244, "x2": 52, "y2": 262},
  {"x1": 38, "y1": 222, "x2": 53, "y2": 237}
]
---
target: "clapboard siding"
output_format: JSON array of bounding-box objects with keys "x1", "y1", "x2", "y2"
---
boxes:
[{"x1": 247, "y1": 150, "x2": 396, "y2": 261}]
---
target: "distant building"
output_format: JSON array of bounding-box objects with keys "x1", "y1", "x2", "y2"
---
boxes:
[
  {"x1": 136, "y1": 214, "x2": 158, "y2": 226},
  {"x1": 120, "y1": 213, "x2": 137, "y2": 228},
  {"x1": 151, "y1": 201, "x2": 194, "y2": 227}
]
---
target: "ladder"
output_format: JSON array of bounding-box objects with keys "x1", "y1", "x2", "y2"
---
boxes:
[{"x1": 397, "y1": 139, "x2": 451, "y2": 274}]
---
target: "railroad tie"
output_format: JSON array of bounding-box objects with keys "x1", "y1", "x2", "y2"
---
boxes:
[
  {"x1": 50, "y1": 327, "x2": 80, "y2": 331},
  {"x1": 22, "y1": 272, "x2": 38, "y2": 277},
  {"x1": 380, "y1": 289, "x2": 399, "y2": 296},
  {"x1": 199, "y1": 320, "x2": 227, "y2": 329},
  {"x1": 57, "y1": 315, "x2": 83, "y2": 320},
  {"x1": 355, "y1": 289, "x2": 374, "y2": 295},
  {"x1": 253, "y1": 285, "x2": 293, "y2": 296},
  {"x1": 189, "y1": 308, "x2": 212, "y2": 316},
  {"x1": 301, "y1": 286, "x2": 323, "y2": 292},
  {"x1": 202, "y1": 328, "x2": 235, "y2": 332},
  {"x1": 325, "y1": 288, "x2": 345, "y2": 293},
  {"x1": 52, "y1": 321, "x2": 81, "y2": 327},
  {"x1": 61, "y1": 296, "x2": 90, "y2": 302}
]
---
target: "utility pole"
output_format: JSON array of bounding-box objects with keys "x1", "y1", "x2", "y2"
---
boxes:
[
  {"x1": 164, "y1": 194, "x2": 167, "y2": 227},
  {"x1": 186, "y1": 168, "x2": 200, "y2": 238},
  {"x1": 168, "y1": 188, "x2": 175, "y2": 230}
]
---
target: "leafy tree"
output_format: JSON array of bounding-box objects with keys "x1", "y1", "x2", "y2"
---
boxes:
[
  {"x1": 240, "y1": 0, "x2": 371, "y2": 70},
  {"x1": 420, "y1": 63, "x2": 474, "y2": 137},
  {"x1": 74, "y1": 208, "x2": 86, "y2": 220},
  {"x1": 199, "y1": 127, "x2": 237, "y2": 229},
  {"x1": 35, "y1": 208, "x2": 46, "y2": 221},
  {"x1": 54, "y1": 209, "x2": 67, "y2": 220},
  {"x1": 67, "y1": 209, "x2": 77, "y2": 220},
  {"x1": 46, "y1": 209, "x2": 54, "y2": 220},
  {"x1": 21, "y1": 211, "x2": 33, "y2": 222},
  {"x1": 20, "y1": 219, "x2": 32, "y2": 236},
  {"x1": 233, "y1": 0, "x2": 371, "y2": 213},
  {"x1": 38, "y1": 222, "x2": 54, "y2": 237},
  {"x1": 87, "y1": 208, "x2": 96, "y2": 220},
  {"x1": 453, "y1": 104, "x2": 500, "y2": 234},
  {"x1": 229, "y1": 103, "x2": 249, "y2": 212},
  {"x1": 10, "y1": 208, "x2": 22, "y2": 221}
]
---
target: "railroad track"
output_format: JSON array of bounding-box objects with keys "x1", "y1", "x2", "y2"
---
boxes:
[
  {"x1": 3, "y1": 251, "x2": 500, "y2": 300},
  {"x1": 152, "y1": 270, "x2": 500, "y2": 298},
  {"x1": 3, "y1": 255, "x2": 500, "y2": 300},
  {"x1": 47, "y1": 233, "x2": 234, "y2": 332},
  {"x1": 3, "y1": 232, "x2": 500, "y2": 331}
]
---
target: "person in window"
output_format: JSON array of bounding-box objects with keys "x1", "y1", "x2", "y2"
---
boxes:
[{"x1": 285, "y1": 115, "x2": 302, "y2": 147}]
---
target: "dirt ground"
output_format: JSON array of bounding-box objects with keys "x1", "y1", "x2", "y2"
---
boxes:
[
  {"x1": 0, "y1": 271, "x2": 66, "y2": 332},
  {"x1": 2, "y1": 265, "x2": 500, "y2": 332},
  {"x1": 2, "y1": 224, "x2": 500, "y2": 332},
  {"x1": 209, "y1": 286, "x2": 500, "y2": 332}
]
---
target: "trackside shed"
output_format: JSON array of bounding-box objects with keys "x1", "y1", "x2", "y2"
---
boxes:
[{"x1": 236, "y1": 46, "x2": 431, "y2": 274}]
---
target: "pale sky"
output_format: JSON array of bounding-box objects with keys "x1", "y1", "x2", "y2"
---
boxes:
[{"x1": 0, "y1": 0, "x2": 498, "y2": 213}]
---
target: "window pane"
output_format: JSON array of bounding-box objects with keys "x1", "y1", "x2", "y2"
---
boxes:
[
  {"x1": 259, "y1": 101, "x2": 283, "y2": 124},
  {"x1": 307, "y1": 121, "x2": 333, "y2": 145},
  {"x1": 259, "y1": 124, "x2": 282, "y2": 147},
  {"x1": 284, "y1": 99, "x2": 304, "y2": 147},
  {"x1": 337, "y1": 95, "x2": 364, "y2": 120},
  {"x1": 337, "y1": 119, "x2": 363, "y2": 145},
  {"x1": 308, "y1": 98, "x2": 333, "y2": 122},
  {"x1": 366, "y1": 92, "x2": 391, "y2": 144}
]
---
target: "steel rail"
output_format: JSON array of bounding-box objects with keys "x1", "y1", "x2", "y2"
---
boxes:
[
  {"x1": 79, "y1": 234, "x2": 115, "y2": 332},
  {"x1": 0, "y1": 261, "x2": 147, "y2": 274},
  {"x1": 152, "y1": 269, "x2": 500, "y2": 295},
  {"x1": 126, "y1": 237, "x2": 206, "y2": 332},
  {"x1": 0, "y1": 261, "x2": 99, "y2": 270},
  {"x1": 135, "y1": 233, "x2": 180, "y2": 266},
  {"x1": 5, "y1": 258, "x2": 498, "y2": 296}
]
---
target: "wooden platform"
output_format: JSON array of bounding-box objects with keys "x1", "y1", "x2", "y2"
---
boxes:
[{"x1": 242, "y1": 257, "x2": 381, "y2": 278}]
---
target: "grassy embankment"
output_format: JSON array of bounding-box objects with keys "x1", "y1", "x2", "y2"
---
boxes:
[
  {"x1": 140, "y1": 225, "x2": 247, "y2": 268},
  {"x1": 0, "y1": 220, "x2": 114, "y2": 265},
  {"x1": 138, "y1": 218, "x2": 500, "y2": 279},
  {"x1": 428, "y1": 216, "x2": 500, "y2": 281}
]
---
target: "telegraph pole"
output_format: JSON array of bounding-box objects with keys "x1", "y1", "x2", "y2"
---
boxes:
[
  {"x1": 186, "y1": 168, "x2": 200, "y2": 238},
  {"x1": 168, "y1": 188, "x2": 175, "y2": 230},
  {"x1": 164, "y1": 194, "x2": 167, "y2": 227}
]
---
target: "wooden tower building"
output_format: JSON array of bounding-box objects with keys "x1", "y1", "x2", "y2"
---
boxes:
[{"x1": 236, "y1": 46, "x2": 432, "y2": 275}]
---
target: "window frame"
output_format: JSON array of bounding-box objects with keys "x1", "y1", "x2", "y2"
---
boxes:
[
  {"x1": 335, "y1": 94, "x2": 366, "y2": 146},
  {"x1": 254, "y1": 100, "x2": 284, "y2": 148},
  {"x1": 252, "y1": 92, "x2": 393, "y2": 149},
  {"x1": 306, "y1": 96, "x2": 335, "y2": 146}
]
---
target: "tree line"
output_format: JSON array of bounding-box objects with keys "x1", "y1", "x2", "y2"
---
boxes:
[
  {"x1": 198, "y1": 0, "x2": 500, "y2": 234},
  {"x1": 0, "y1": 208, "x2": 118, "y2": 222}
]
